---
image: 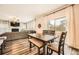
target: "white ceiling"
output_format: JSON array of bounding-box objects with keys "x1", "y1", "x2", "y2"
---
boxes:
[{"x1": 0, "y1": 4, "x2": 65, "y2": 22}]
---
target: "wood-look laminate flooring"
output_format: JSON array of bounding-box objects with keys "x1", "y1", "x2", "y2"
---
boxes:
[{"x1": 3, "y1": 39, "x2": 39, "y2": 55}]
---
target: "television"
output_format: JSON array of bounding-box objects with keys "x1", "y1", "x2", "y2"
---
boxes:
[{"x1": 10, "y1": 22, "x2": 20, "y2": 27}]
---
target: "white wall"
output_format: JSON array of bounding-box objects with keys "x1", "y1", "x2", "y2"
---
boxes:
[
  {"x1": 20, "y1": 23, "x2": 27, "y2": 31},
  {"x1": 26, "y1": 20, "x2": 36, "y2": 30},
  {"x1": 0, "y1": 20, "x2": 9, "y2": 34}
]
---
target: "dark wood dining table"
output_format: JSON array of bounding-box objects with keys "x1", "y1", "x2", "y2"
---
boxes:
[
  {"x1": 28, "y1": 34, "x2": 58, "y2": 43},
  {"x1": 28, "y1": 33, "x2": 58, "y2": 54}
]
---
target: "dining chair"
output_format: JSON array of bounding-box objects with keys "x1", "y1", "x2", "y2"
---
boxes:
[
  {"x1": 50, "y1": 30, "x2": 55, "y2": 43},
  {"x1": 29, "y1": 38, "x2": 45, "y2": 55},
  {"x1": 47, "y1": 32, "x2": 67, "y2": 55},
  {"x1": 43, "y1": 30, "x2": 55, "y2": 35},
  {"x1": 50, "y1": 30, "x2": 55, "y2": 35}
]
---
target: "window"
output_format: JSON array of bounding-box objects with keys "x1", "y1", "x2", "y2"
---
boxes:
[
  {"x1": 48, "y1": 17, "x2": 67, "y2": 31},
  {"x1": 48, "y1": 20, "x2": 55, "y2": 30},
  {"x1": 55, "y1": 17, "x2": 66, "y2": 31}
]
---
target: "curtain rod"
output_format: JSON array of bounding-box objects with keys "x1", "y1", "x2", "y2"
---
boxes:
[
  {"x1": 45, "y1": 4, "x2": 74, "y2": 16},
  {"x1": 36, "y1": 4, "x2": 74, "y2": 18}
]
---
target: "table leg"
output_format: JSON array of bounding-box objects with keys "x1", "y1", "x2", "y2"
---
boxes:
[
  {"x1": 38, "y1": 48, "x2": 40, "y2": 55},
  {"x1": 43, "y1": 46, "x2": 45, "y2": 55},
  {"x1": 0, "y1": 44, "x2": 3, "y2": 55},
  {"x1": 29, "y1": 42, "x2": 32, "y2": 52}
]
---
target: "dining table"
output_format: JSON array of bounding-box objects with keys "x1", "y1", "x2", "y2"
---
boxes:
[{"x1": 28, "y1": 33, "x2": 59, "y2": 54}]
